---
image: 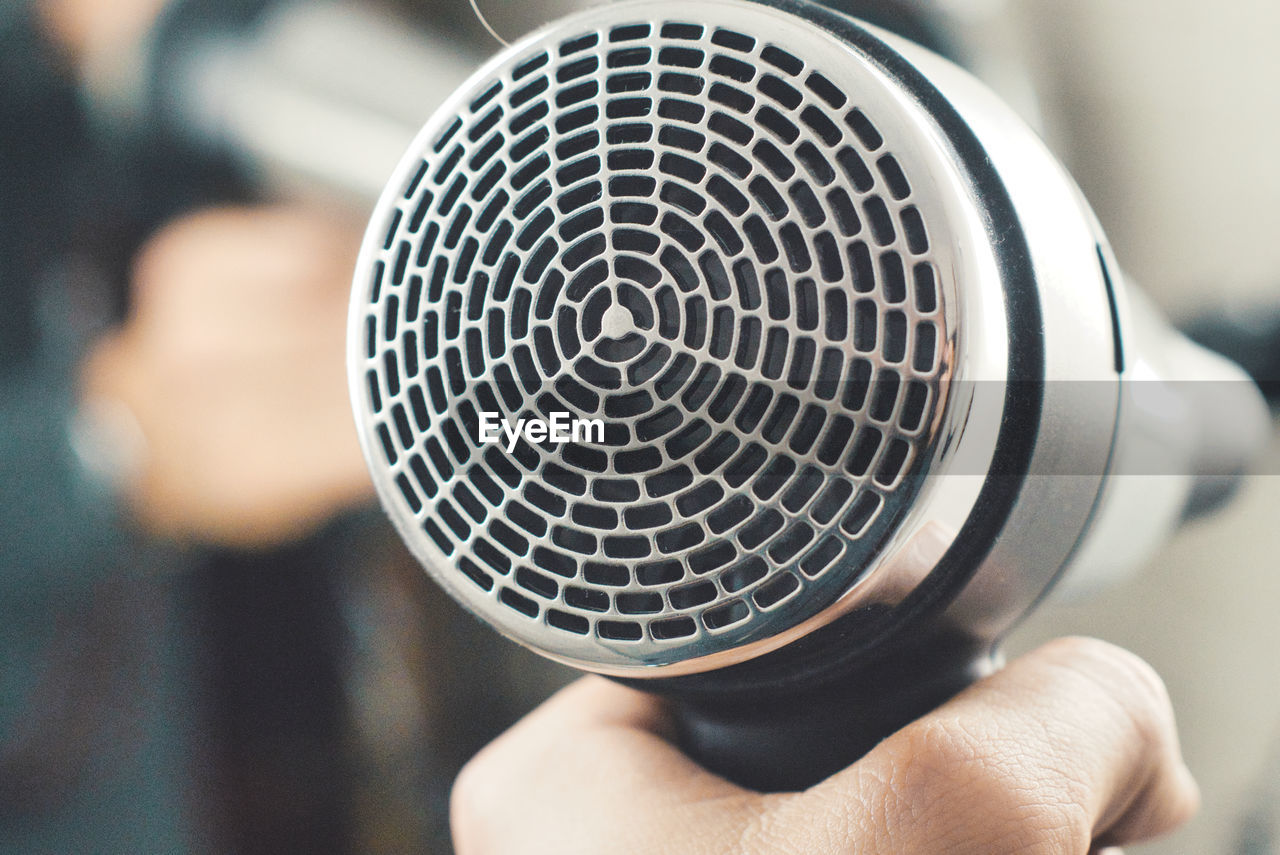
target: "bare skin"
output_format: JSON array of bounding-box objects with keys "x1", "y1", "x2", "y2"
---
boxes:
[
  {"x1": 451, "y1": 637, "x2": 1198, "y2": 855},
  {"x1": 36, "y1": 3, "x2": 374, "y2": 547},
  {"x1": 37, "y1": 0, "x2": 168, "y2": 66},
  {"x1": 80, "y1": 206, "x2": 373, "y2": 547}
]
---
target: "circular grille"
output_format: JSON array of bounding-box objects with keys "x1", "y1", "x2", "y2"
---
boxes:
[{"x1": 351, "y1": 0, "x2": 959, "y2": 671}]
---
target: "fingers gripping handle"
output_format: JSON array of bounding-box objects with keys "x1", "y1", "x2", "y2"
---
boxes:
[{"x1": 668, "y1": 643, "x2": 999, "y2": 792}]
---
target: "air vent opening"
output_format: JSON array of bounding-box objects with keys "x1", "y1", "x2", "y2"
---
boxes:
[{"x1": 355, "y1": 6, "x2": 955, "y2": 662}]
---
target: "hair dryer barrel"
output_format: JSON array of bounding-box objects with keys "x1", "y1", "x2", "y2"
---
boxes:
[{"x1": 345, "y1": 0, "x2": 1267, "y2": 789}]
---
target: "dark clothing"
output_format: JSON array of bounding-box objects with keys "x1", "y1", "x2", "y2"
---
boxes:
[{"x1": 0, "y1": 7, "x2": 201, "y2": 850}]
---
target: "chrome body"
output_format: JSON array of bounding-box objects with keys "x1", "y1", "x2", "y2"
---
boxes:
[{"x1": 348, "y1": 0, "x2": 1264, "y2": 679}]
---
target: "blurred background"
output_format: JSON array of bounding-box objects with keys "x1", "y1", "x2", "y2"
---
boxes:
[{"x1": 0, "y1": 0, "x2": 1275, "y2": 852}]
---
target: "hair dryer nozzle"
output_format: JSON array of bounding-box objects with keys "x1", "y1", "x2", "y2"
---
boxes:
[{"x1": 347, "y1": 0, "x2": 1266, "y2": 789}]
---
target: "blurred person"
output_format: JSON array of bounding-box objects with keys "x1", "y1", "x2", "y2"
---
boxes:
[
  {"x1": 0, "y1": 0, "x2": 379, "y2": 850},
  {"x1": 78, "y1": 204, "x2": 372, "y2": 549},
  {"x1": 2, "y1": 0, "x2": 575, "y2": 850},
  {"x1": 2, "y1": 0, "x2": 581, "y2": 850}
]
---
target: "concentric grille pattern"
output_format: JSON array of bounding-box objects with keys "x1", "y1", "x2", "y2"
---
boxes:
[{"x1": 357, "y1": 16, "x2": 952, "y2": 661}]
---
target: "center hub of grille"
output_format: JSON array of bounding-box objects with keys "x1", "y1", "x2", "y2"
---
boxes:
[
  {"x1": 601, "y1": 300, "x2": 634, "y2": 338},
  {"x1": 582, "y1": 281, "x2": 659, "y2": 344}
]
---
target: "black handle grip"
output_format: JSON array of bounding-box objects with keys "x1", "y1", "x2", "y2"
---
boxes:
[{"x1": 669, "y1": 641, "x2": 997, "y2": 792}]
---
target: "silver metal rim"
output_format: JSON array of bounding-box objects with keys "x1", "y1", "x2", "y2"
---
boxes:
[{"x1": 347, "y1": 0, "x2": 1010, "y2": 677}]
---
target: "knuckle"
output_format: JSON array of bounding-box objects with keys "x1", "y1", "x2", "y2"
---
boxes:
[
  {"x1": 1044, "y1": 637, "x2": 1164, "y2": 697},
  {"x1": 885, "y1": 716, "x2": 1093, "y2": 854},
  {"x1": 894, "y1": 714, "x2": 984, "y2": 776},
  {"x1": 1044, "y1": 637, "x2": 1177, "y2": 747},
  {"x1": 883, "y1": 718, "x2": 987, "y2": 831}
]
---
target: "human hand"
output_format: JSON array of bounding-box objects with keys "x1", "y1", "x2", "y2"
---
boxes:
[
  {"x1": 37, "y1": 0, "x2": 168, "y2": 66},
  {"x1": 452, "y1": 637, "x2": 1198, "y2": 854},
  {"x1": 79, "y1": 205, "x2": 373, "y2": 548}
]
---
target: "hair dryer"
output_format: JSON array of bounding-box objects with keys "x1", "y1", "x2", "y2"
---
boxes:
[{"x1": 347, "y1": 0, "x2": 1268, "y2": 790}]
